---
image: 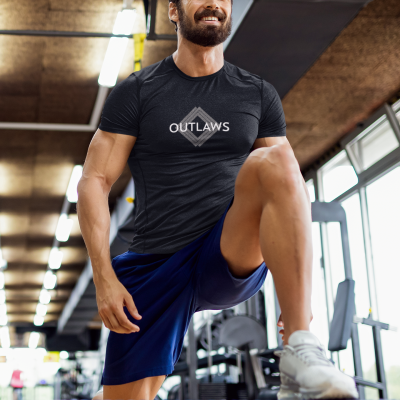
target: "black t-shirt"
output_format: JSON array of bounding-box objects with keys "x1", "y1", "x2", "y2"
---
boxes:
[{"x1": 99, "y1": 54, "x2": 286, "y2": 254}]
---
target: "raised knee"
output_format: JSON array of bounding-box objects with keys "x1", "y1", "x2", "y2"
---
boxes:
[{"x1": 249, "y1": 144, "x2": 301, "y2": 190}]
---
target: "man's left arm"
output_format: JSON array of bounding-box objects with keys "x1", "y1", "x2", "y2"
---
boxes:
[{"x1": 252, "y1": 136, "x2": 288, "y2": 150}]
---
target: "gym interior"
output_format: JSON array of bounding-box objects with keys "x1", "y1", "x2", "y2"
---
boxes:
[{"x1": 0, "y1": 0, "x2": 399, "y2": 399}]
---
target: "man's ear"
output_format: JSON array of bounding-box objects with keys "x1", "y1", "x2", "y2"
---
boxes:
[{"x1": 168, "y1": 2, "x2": 178, "y2": 24}]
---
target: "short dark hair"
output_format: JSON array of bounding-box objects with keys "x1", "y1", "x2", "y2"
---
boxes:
[{"x1": 169, "y1": 0, "x2": 232, "y2": 33}]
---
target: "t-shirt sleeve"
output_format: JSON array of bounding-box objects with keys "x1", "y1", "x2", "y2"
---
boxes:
[
  {"x1": 98, "y1": 74, "x2": 140, "y2": 137},
  {"x1": 257, "y1": 80, "x2": 286, "y2": 138}
]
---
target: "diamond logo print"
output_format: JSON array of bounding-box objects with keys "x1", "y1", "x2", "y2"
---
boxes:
[{"x1": 177, "y1": 107, "x2": 221, "y2": 147}]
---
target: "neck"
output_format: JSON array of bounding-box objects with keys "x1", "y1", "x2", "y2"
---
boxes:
[{"x1": 172, "y1": 41, "x2": 224, "y2": 78}]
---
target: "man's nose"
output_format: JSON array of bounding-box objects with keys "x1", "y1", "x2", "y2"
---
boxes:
[{"x1": 204, "y1": 0, "x2": 219, "y2": 10}]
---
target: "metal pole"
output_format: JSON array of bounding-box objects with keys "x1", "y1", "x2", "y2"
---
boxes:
[
  {"x1": 206, "y1": 311, "x2": 213, "y2": 383},
  {"x1": 351, "y1": 324, "x2": 365, "y2": 399},
  {"x1": 341, "y1": 213, "x2": 365, "y2": 399},
  {"x1": 340, "y1": 218, "x2": 352, "y2": 280},
  {"x1": 372, "y1": 326, "x2": 388, "y2": 399},
  {"x1": 187, "y1": 318, "x2": 198, "y2": 400},
  {"x1": 359, "y1": 187, "x2": 379, "y2": 320},
  {"x1": 0, "y1": 29, "x2": 133, "y2": 38}
]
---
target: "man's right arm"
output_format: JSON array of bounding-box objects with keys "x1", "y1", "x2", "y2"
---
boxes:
[{"x1": 77, "y1": 129, "x2": 140, "y2": 334}]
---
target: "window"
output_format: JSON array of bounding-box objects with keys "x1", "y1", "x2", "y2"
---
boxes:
[
  {"x1": 319, "y1": 151, "x2": 358, "y2": 202},
  {"x1": 312, "y1": 102, "x2": 400, "y2": 396},
  {"x1": 306, "y1": 179, "x2": 316, "y2": 202},
  {"x1": 366, "y1": 167, "x2": 400, "y2": 399},
  {"x1": 347, "y1": 116, "x2": 399, "y2": 172},
  {"x1": 324, "y1": 221, "x2": 355, "y2": 375},
  {"x1": 309, "y1": 222, "x2": 329, "y2": 348},
  {"x1": 393, "y1": 99, "x2": 400, "y2": 126},
  {"x1": 342, "y1": 194, "x2": 378, "y2": 393}
]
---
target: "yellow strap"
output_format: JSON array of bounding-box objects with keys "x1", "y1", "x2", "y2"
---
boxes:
[{"x1": 133, "y1": 33, "x2": 147, "y2": 71}]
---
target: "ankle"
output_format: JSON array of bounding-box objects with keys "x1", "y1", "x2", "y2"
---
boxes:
[{"x1": 284, "y1": 328, "x2": 310, "y2": 345}]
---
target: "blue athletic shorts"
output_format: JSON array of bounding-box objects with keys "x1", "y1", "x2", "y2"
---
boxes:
[{"x1": 101, "y1": 197, "x2": 268, "y2": 385}]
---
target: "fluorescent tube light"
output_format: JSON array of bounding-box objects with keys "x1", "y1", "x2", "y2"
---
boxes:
[
  {"x1": 39, "y1": 290, "x2": 51, "y2": 305},
  {"x1": 0, "y1": 271, "x2": 4, "y2": 289},
  {"x1": 0, "y1": 290, "x2": 5, "y2": 304},
  {"x1": 33, "y1": 315, "x2": 44, "y2": 327},
  {"x1": 0, "y1": 314, "x2": 7, "y2": 326},
  {"x1": 36, "y1": 303, "x2": 47, "y2": 317},
  {"x1": 48, "y1": 247, "x2": 63, "y2": 270},
  {"x1": 0, "y1": 326, "x2": 10, "y2": 348},
  {"x1": 43, "y1": 271, "x2": 57, "y2": 290},
  {"x1": 55, "y1": 213, "x2": 73, "y2": 242},
  {"x1": 66, "y1": 165, "x2": 83, "y2": 203},
  {"x1": 98, "y1": 9, "x2": 137, "y2": 87},
  {"x1": 0, "y1": 250, "x2": 6, "y2": 269},
  {"x1": 29, "y1": 332, "x2": 40, "y2": 349}
]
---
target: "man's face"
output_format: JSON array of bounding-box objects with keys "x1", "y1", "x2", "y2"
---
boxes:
[{"x1": 175, "y1": 0, "x2": 232, "y2": 47}]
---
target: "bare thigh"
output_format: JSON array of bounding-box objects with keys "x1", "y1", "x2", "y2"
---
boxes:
[
  {"x1": 220, "y1": 151, "x2": 265, "y2": 278},
  {"x1": 103, "y1": 375, "x2": 166, "y2": 400}
]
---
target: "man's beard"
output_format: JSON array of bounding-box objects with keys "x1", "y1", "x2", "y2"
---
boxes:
[{"x1": 176, "y1": 4, "x2": 232, "y2": 47}]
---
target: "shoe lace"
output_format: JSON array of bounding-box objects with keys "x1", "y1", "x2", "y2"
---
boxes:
[{"x1": 292, "y1": 343, "x2": 332, "y2": 366}]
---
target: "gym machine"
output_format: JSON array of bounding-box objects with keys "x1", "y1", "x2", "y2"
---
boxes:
[{"x1": 163, "y1": 201, "x2": 395, "y2": 400}]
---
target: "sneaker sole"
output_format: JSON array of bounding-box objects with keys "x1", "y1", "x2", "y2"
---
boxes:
[{"x1": 279, "y1": 373, "x2": 359, "y2": 399}]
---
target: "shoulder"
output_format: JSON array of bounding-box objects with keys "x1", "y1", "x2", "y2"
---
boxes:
[
  {"x1": 113, "y1": 57, "x2": 173, "y2": 91},
  {"x1": 223, "y1": 60, "x2": 278, "y2": 97},
  {"x1": 129, "y1": 57, "x2": 173, "y2": 85},
  {"x1": 223, "y1": 60, "x2": 263, "y2": 90}
]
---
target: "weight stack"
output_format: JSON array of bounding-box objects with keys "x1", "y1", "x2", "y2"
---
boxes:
[{"x1": 198, "y1": 382, "x2": 248, "y2": 400}]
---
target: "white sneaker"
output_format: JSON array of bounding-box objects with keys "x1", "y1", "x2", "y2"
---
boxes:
[{"x1": 276, "y1": 331, "x2": 359, "y2": 399}]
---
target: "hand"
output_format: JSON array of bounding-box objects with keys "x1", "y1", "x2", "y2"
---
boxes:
[
  {"x1": 95, "y1": 273, "x2": 142, "y2": 334},
  {"x1": 277, "y1": 312, "x2": 313, "y2": 343}
]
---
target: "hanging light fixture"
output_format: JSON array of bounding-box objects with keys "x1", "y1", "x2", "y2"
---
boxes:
[
  {"x1": 98, "y1": 4, "x2": 137, "y2": 87},
  {"x1": 0, "y1": 326, "x2": 10, "y2": 348},
  {"x1": 55, "y1": 214, "x2": 73, "y2": 242},
  {"x1": 33, "y1": 315, "x2": 44, "y2": 327},
  {"x1": 48, "y1": 247, "x2": 63, "y2": 270},
  {"x1": 66, "y1": 165, "x2": 83, "y2": 203},
  {"x1": 39, "y1": 289, "x2": 51, "y2": 305},
  {"x1": 29, "y1": 332, "x2": 41, "y2": 349},
  {"x1": 43, "y1": 271, "x2": 57, "y2": 290}
]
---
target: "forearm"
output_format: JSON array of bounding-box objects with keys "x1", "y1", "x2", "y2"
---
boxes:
[{"x1": 77, "y1": 177, "x2": 116, "y2": 285}]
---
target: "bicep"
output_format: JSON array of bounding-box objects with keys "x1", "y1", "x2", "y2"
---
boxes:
[{"x1": 81, "y1": 129, "x2": 137, "y2": 191}]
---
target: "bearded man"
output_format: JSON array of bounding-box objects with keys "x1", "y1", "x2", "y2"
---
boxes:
[{"x1": 78, "y1": 0, "x2": 359, "y2": 399}]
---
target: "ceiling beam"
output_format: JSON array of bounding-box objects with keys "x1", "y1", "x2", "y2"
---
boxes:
[
  {"x1": 0, "y1": 30, "x2": 134, "y2": 38},
  {"x1": 6, "y1": 311, "x2": 60, "y2": 316},
  {"x1": 0, "y1": 86, "x2": 108, "y2": 131},
  {"x1": 5, "y1": 263, "x2": 85, "y2": 272},
  {"x1": 5, "y1": 299, "x2": 68, "y2": 304},
  {"x1": 6, "y1": 284, "x2": 75, "y2": 290},
  {"x1": 2, "y1": 237, "x2": 85, "y2": 248}
]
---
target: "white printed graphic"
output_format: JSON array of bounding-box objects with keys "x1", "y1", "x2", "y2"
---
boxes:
[{"x1": 170, "y1": 107, "x2": 229, "y2": 147}]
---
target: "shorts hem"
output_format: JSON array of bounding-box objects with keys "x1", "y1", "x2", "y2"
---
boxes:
[{"x1": 101, "y1": 364, "x2": 175, "y2": 386}]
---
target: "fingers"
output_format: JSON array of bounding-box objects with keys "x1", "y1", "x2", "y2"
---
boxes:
[
  {"x1": 99, "y1": 303, "x2": 140, "y2": 334},
  {"x1": 277, "y1": 313, "x2": 284, "y2": 327},
  {"x1": 100, "y1": 312, "x2": 113, "y2": 331},
  {"x1": 124, "y1": 294, "x2": 142, "y2": 320},
  {"x1": 96, "y1": 281, "x2": 142, "y2": 334},
  {"x1": 114, "y1": 305, "x2": 140, "y2": 333}
]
